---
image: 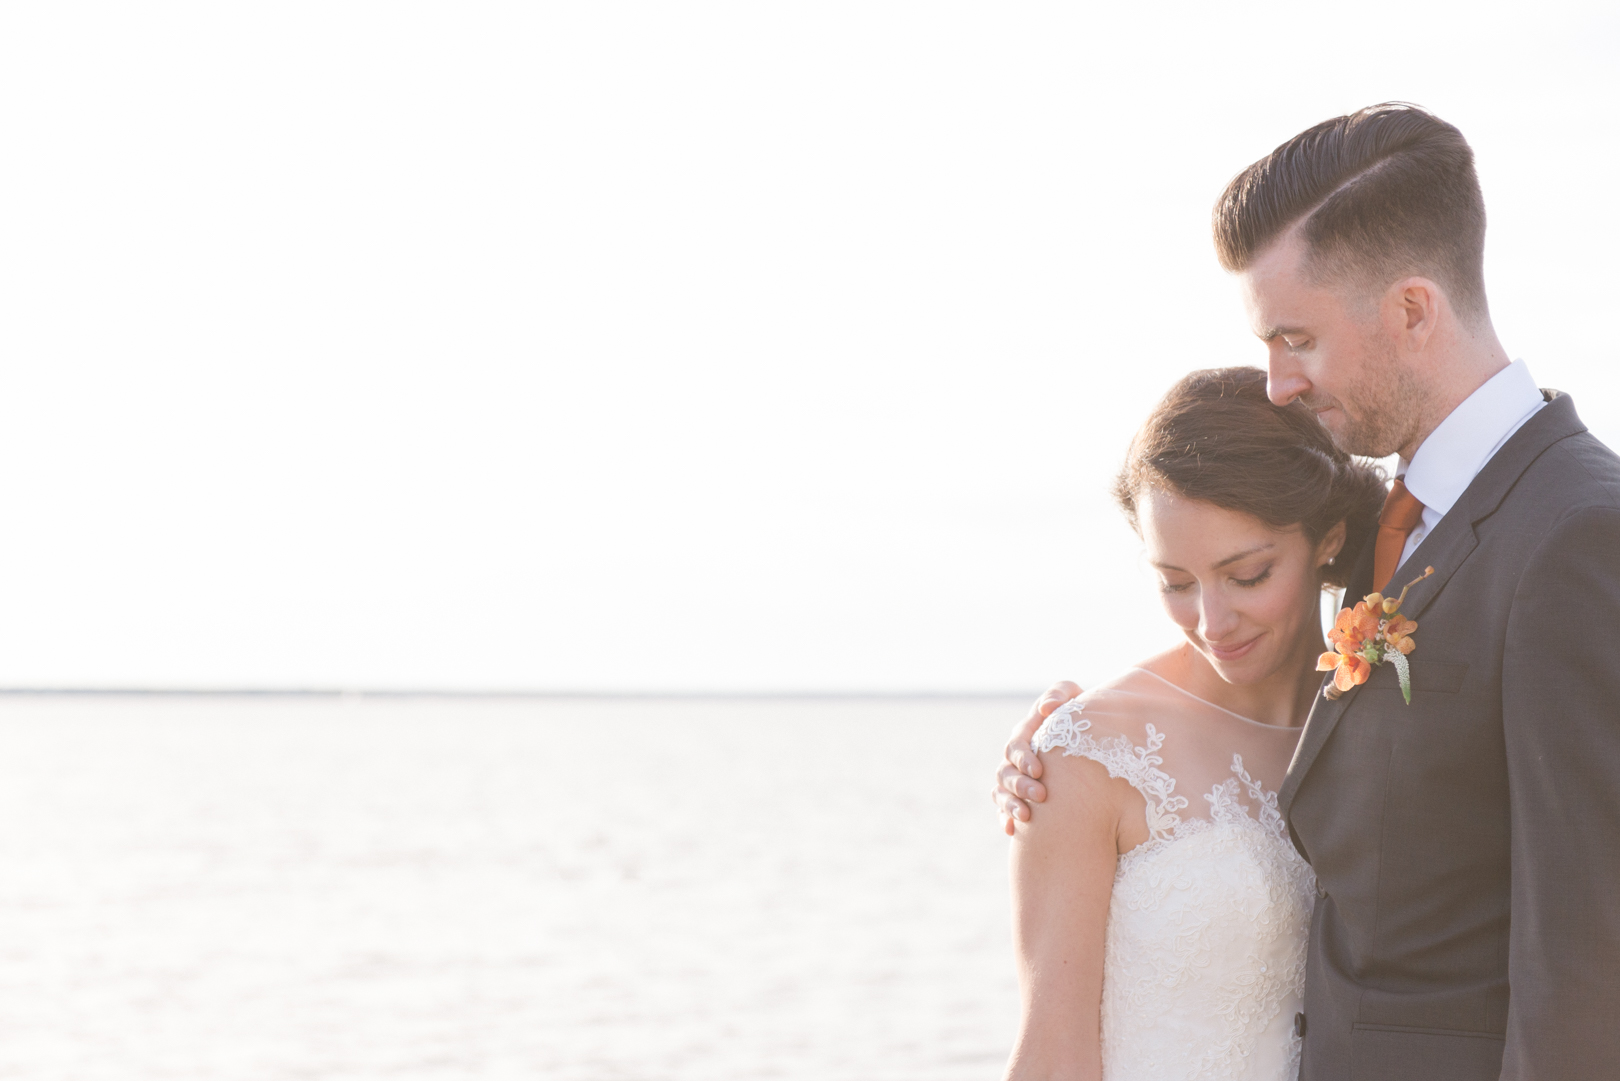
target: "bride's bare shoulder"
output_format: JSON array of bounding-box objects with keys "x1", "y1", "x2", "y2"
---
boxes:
[
  {"x1": 1028, "y1": 662, "x2": 1165, "y2": 851},
  {"x1": 1130, "y1": 644, "x2": 1196, "y2": 688},
  {"x1": 1056, "y1": 644, "x2": 1195, "y2": 712},
  {"x1": 1038, "y1": 653, "x2": 1187, "y2": 758}
]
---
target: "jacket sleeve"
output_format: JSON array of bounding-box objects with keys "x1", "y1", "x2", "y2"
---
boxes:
[{"x1": 1500, "y1": 504, "x2": 1620, "y2": 1079}]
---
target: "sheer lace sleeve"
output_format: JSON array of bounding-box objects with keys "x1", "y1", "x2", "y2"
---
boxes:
[
  {"x1": 1031, "y1": 667, "x2": 1301, "y2": 843},
  {"x1": 1034, "y1": 701, "x2": 1189, "y2": 842}
]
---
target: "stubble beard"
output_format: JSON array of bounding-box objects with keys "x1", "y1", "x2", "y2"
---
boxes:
[{"x1": 1311, "y1": 336, "x2": 1424, "y2": 459}]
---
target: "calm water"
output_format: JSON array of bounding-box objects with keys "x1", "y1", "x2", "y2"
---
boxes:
[{"x1": 0, "y1": 696, "x2": 1023, "y2": 1080}]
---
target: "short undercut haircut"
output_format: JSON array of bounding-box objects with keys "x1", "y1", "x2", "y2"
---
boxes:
[{"x1": 1213, "y1": 102, "x2": 1489, "y2": 320}]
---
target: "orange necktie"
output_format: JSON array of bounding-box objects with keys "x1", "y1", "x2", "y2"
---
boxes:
[{"x1": 1373, "y1": 478, "x2": 1426, "y2": 593}]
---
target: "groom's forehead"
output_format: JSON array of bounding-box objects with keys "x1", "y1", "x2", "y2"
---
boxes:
[
  {"x1": 1240, "y1": 234, "x2": 1311, "y2": 302},
  {"x1": 1240, "y1": 271, "x2": 1317, "y2": 337},
  {"x1": 1240, "y1": 246, "x2": 1339, "y2": 336}
]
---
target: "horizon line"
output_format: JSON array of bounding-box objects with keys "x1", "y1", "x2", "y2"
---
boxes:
[{"x1": 0, "y1": 687, "x2": 1038, "y2": 701}]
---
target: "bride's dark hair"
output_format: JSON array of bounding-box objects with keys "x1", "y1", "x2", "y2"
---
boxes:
[{"x1": 1113, "y1": 366, "x2": 1386, "y2": 590}]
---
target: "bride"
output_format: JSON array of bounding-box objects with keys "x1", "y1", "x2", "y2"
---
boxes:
[{"x1": 1002, "y1": 367, "x2": 1384, "y2": 1080}]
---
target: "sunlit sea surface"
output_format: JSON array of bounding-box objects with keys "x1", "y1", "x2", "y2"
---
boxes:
[{"x1": 0, "y1": 695, "x2": 1023, "y2": 1080}]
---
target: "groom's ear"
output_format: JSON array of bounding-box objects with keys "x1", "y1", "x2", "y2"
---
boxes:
[{"x1": 1385, "y1": 276, "x2": 1444, "y2": 349}]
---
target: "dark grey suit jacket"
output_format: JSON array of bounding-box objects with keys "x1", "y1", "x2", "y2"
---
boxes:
[{"x1": 1281, "y1": 391, "x2": 1620, "y2": 1081}]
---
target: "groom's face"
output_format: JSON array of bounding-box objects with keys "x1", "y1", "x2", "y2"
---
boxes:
[{"x1": 1238, "y1": 230, "x2": 1421, "y2": 458}]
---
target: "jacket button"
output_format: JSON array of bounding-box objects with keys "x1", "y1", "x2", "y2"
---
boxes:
[{"x1": 1294, "y1": 1012, "x2": 1307, "y2": 1038}]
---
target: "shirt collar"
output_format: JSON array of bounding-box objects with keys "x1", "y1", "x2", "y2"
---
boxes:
[{"x1": 1398, "y1": 359, "x2": 1544, "y2": 518}]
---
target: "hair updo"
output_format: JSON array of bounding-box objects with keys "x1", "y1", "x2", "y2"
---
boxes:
[{"x1": 1113, "y1": 367, "x2": 1386, "y2": 589}]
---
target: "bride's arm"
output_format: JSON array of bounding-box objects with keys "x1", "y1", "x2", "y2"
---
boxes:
[{"x1": 1002, "y1": 753, "x2": 1122, "y2": 1081}]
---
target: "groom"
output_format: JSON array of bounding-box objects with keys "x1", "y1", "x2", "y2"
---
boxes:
[{"x1": 993, "y1": 103, "x2": 1620, "y2": 1080}]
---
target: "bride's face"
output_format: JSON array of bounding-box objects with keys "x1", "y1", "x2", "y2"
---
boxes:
[{"x1": 1137, "y1": 489, "x2": 1343, "y2": 685}]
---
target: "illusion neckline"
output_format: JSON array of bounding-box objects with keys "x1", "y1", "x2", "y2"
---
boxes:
[{"x1": 1127, "y1": 667, "x2": 1304, "y2": 732}]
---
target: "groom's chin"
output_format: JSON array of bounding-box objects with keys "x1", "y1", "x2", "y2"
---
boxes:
[
  {"x1": 1321, "y1": 414, "x2": 1385, "y2": 458},
  {"x1": 1318, "y1": 408, "x2": 1407, "y2": 459}
]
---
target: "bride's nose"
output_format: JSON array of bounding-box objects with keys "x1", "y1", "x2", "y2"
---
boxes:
[{"x1": 1198, "y1": 592, "x2": 1241, "y2": 643}]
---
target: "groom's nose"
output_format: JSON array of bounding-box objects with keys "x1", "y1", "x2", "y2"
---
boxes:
[{"x1": 1266, "y1": 344, "x2": 1311, "y2": 406}]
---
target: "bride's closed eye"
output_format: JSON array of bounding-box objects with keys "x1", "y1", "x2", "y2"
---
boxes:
[{"x1": 1159, "y1": 566, "x2": 1272, "y2": 592}]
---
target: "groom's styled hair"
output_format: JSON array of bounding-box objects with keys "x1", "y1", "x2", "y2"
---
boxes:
[{"x1": 1212, "y1": 103, "x2": 1488, "y2": 320}]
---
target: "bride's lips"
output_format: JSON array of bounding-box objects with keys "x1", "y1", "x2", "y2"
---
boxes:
[{"x1": 1207, "y1": 634, "x2": 1263, "y2": 662}]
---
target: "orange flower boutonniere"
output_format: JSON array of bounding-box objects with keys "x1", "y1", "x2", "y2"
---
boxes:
[{"x1": 1317, "y1": 566, "x2": 1435, "y2": 704}]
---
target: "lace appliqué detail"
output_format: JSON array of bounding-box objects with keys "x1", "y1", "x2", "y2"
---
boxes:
[
  {"x1": 1207, "y1": 753, "x2": 1289, "y2": 841},
  {"x1": 1033, "y1": 701, "x2": 1190, "y2": 842},
  {"x1": 1032, "y1": 702, "x2": 1316, "y2": 1081}
]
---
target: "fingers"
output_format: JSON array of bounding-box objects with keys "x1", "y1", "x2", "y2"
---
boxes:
[
  {"x1": 1036, "y1": 680, "x2": 1083, "y2": 719},
  {"x1": 993, "y1": 785, "x2": 1031, "y2": 828},
  {"x1": 1011, "y1": 680, "x2": 1084, "y2": 748},
  {"x1": 1005, "y1": 737, "x2": 1043, "y2": 782},
  {"x1": 1000, "y1": 736, "x2": 1042, "y2": 781},
  {"x1": 997, "y1": 760, "x2": 1047, "y2": 807},
  {"x1": 1013, "y1": 707, "x2": 1045, "y2": 759},
  {"x1": 995, "y1": 679, "x2": 1080, "y2": 835}
]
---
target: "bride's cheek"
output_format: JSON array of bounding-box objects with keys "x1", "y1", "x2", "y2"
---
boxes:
[
  {"x1": 1269, "y1": 574, "x2": 1312, "y2": 627},
  {"x1": 1160, "y1": 593, "x2": 1198, "y2": 630}
]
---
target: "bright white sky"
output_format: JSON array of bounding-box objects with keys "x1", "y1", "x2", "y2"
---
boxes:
[{"x1": 0, "y1": 3, "x2": 1615, "y2": 692}]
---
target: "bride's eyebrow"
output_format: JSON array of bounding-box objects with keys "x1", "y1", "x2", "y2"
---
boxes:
[
  {"x1": 1214, "y1": 544, "x2": 1274, "y2": 569},
  {"x1": 1146, "y1": 541, "x2": 1270, "y2": 573},
  {"x1": 1150, "y1": 544, "x2": 1275, "y2": 574}
]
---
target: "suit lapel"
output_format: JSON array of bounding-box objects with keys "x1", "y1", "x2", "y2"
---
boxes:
[
  {"x1": 1280, "y1": 391, "x2": 1586, "y2": 819},
  {"x1": 1280, "y1": 529, "x2": 1373, "y2": 815},
  {"x1": 1281, "y1": 507, "x2": 1482, "y2": 816},
  {"x1": 1390, "y1": 390, "x2": 1582, "y2": 623}
]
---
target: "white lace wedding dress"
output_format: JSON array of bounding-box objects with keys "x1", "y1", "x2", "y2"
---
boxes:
[{"x1": 1032, "y1": 667, "x2": 1316, "y2": 1081}]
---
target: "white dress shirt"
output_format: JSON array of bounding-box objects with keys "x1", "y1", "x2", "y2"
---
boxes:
[{"x1": 1396, "y1": 359, "x2": 1546, "y2": 567}]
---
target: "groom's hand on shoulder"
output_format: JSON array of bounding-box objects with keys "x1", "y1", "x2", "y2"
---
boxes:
[{"x1": 994, "y1": 681, "x2": 1082, "y2": 835}]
